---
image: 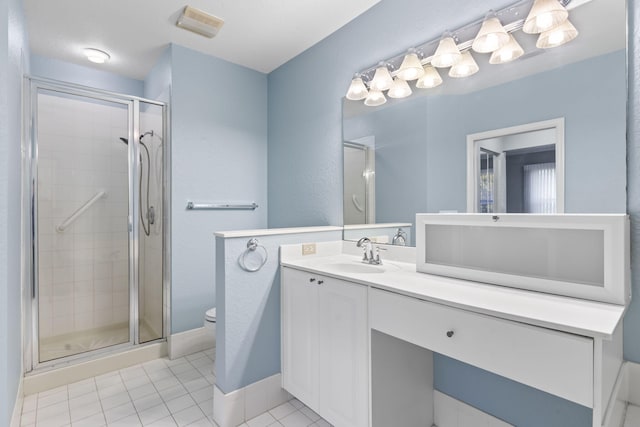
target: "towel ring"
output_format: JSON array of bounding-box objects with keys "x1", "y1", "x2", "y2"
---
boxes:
[{"x1": 239, "y1": 238, "x2": 268, "y2": 272}]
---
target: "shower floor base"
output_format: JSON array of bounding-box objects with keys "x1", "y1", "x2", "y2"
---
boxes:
[{"x1": 39, "y1": 321, "x2": 159, "y2": 363}]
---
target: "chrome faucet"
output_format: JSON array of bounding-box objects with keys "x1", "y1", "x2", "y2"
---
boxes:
[{"x1": 356, "y1": 237, "x2": 383, "y2": 265}]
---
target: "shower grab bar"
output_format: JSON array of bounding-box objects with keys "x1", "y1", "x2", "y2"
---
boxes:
[
  {"x1": 186, "y1": 201, "x2": 259, "y2": 211},
  {"x1": 56, "y1": 190, "x2": 107, "y2": 232}
]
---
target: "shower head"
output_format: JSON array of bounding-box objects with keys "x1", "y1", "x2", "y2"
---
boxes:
[{"x1": 119, "y1": 137, "x2": 128, "y2": 145}]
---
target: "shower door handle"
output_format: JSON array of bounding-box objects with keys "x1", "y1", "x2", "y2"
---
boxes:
[{"x1": 129, "y1": 215, "x2": 133, "y2": 232}]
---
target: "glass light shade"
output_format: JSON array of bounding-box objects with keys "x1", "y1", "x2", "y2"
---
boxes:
[
  {"x1": 416, "y1": 65, "x2": 443, "y2": 89},
  {"x1": 396, "y1": 52, "x2": 425, "y2": 81},
  {"x1": 370, "y1": 64, "x2": 394, "y2": 92},
  {"x1": 449, "y1": 51, "x2": 479, "y2": 78},
  {"x1": 364, "y1": 90, "x2": 387, "y2": 107},
  {"x1": 523, "y1": 0, "x2": 568, "y2": 34},
  {"x1": 346, "y1": 77, "x2": 369, "y2": 100},
  {"x1": 388, "y1": 78, "x2": 412, "y2": 99},
  {"x1": 84, "y1": 48, "x2": 110, "y2": 64},
  {"x1": 431, "y1": 34, "x2": 462, "y2": 68},
  {"x1": 472, "y1": 15, "x2": 510, "y2": 53},
  {"x1": 536, "y1": 19, "x2": 578, "y2": 49},
  {"x1": 489, "y1": 34, "x2": 525, "y2": 64}
]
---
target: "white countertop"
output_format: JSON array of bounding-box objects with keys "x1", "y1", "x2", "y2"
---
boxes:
[
  {"x1": 281, "y1": 253, "x2": 625, "y2": 340},
  {"x1": 214, "y1": 225, "x2": 342, "y2": 238}
]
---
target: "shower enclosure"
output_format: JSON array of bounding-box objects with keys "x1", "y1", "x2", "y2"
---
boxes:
[{"x1": 23, "y1": 77, "x2": 169, "y2": 370}]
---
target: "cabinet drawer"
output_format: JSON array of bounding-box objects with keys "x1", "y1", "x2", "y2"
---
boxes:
[{"x1": 370, "y1": 288, "x2": 593, "y2": 407}]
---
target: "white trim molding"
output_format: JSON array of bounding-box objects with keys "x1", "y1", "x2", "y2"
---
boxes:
[
  {"x1": 168, "y1": 327, "x2": 215, "y2": 360},
  {"x1": 213, "y1": 374, "x2": 291, "y2": 427}
]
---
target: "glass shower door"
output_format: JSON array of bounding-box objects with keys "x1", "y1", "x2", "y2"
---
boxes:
[{"x1": 35, "y1": 89, "x2": 132, "y2": 362}]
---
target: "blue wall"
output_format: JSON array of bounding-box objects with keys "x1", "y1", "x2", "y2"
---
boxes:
[
  {"x1": 0, "y1": 0, "x2": 29, "y2": 423},
  {"x1": 30, "y1": 54, "x2": 144, "y2": 96},
  {"x1": 170, "y1": 45, "x2": 268, "y2": 333},
  {"x1": 216, "y1": 230, "x2": 343, "y2": 393},
  {"x1": 268, "y1": 0, "x2": 631, "y2": 424}
]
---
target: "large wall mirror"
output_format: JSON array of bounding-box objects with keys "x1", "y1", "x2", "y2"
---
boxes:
[{"x1": 342, "y1": 0, "x2": 627, "y2": 246}]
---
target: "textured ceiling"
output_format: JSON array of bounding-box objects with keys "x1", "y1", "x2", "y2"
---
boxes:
[{"x1": 24, "y1": 0, "x2": 381, "y2": 79}]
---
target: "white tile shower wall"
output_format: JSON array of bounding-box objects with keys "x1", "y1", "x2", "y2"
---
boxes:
[{"x1": 37, "y1": 94, "x2": 130, "y2": 339}]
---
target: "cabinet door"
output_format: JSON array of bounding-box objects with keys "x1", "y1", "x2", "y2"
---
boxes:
[
  {"x1": 318, "y1": 277, "x2": 369, "y2": 427},
  {"x1": 281, "y1": 267, "x2": 320, "y2": 410}
]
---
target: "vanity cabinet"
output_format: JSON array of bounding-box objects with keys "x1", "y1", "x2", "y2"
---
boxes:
[{"x1": 281, "y1": 267, "x2": 369, "y2": 427}]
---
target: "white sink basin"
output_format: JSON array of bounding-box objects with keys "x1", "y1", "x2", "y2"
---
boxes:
[{"x1": 326, "y1": 262, "x2": 386, "y2": 274}]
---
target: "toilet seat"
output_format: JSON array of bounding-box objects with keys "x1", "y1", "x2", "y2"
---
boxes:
[{"x1": 205, "y1": 308, "x2": 216, "y2": 322}]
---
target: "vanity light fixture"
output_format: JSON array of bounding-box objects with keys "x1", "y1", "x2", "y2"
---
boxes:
[
  {"x1": 431, "y1": 32, "x2": 462, "y2": 68},
  {"x1": 396, "y1": 49, "x2": 425, "y2": 81},
  {"x1": 84, "y1": 48, "x2": 110, "y2": 64},
  {"x1": 536, "y1": 19, "x2": 578, "y2": 48},
  {"x1": 449, "y1": 51, "x2": 479, "y2": 78},
  {"x1": 345, "y1": 0, "x2": 578, "y2": 107},
  {"x1": 387, "y1": 77, "x2": 412, "y2": 99},
  {"x1": 415, "y1": 65, "x2": 443, "y2": 89},
  {"x1": 364, "y1": 89, "x2": 387, "y2": 107},
  {"x1": 346, "y1": 75, "x2": 369, "y2": 100},
  {"x1": 523, "y1": 0, "x2": 568, "y2": 34},
  {"x1": 489, "y1": 34, "x2": 525, "y2": 64},
  {"x1": 369, "y1": 63, "x2": 394, "y2": 92},
  {"x1": 472, "y1": 12, "x2": 510, "y2": 53}
]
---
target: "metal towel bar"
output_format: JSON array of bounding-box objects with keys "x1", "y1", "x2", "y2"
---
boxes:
[{"x1": 186, "y1": 201, "x2": 258, "y2": 210}]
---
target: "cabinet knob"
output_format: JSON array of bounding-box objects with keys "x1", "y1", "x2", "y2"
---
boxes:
[
  {"x1": 309, "y1": 278, "x2": 316, "y2": 283},
  {"x1": 446, "y1": 330, "x2": 454, "y2": 338},
  {"x1": 317, "y1": 280, "x2": 324, "y2": 285}
]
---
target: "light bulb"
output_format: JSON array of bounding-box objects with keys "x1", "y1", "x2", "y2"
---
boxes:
[
  {"x1": 364, "y1": 90, "x2": 387, "y2": 107},
  {"x1": 397, "y1": 51, "x2": 425, "y2": 81},
  {"x1": 472, "y1": 13, "x2": 509, "y2": 53},
  {"x1": 523, "y1": 0, "x2": 568, "y2": 34},
  {"x1": 346, "y1": 76, "x2": 368, "y2": 100},
  {"x1": 388, "y1": 78, "x2": 412, "y2": 99},
  {"x1": 449, "y1": 51, "x2": 479, "y2": 78},
  {"x1": 369, "y1": 64, "x2": 393, "y2": 92},
  {"x1": 489, "y1": 34, "x2": 524, "y2": 64},
  {"x1": 536, "y1": 19, "x2": 578, "y2": 49},
  {"x1": 416, "y1": 65, "x2": 443, "y2": 89},
  {"x1": 431, "y1": 32, "x2": 462, "y2": 68}
]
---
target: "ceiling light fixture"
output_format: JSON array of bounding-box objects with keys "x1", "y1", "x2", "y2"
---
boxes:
[
  {"x1": 345, "y1": 0, "x2": 578, "y2": 107},
  {"x1": 84, "y1": 48, "x2": 110, "y2": 64},
  {"x1": 177, "y1": 5, "x2": 225, "y2": 38},
  {"x1": 472, "y1": 11, "x2": 510, "y2": 53}
]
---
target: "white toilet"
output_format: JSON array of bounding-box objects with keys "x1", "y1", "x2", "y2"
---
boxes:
[{"x1": 204, "y1": 307, "x2": 216, "y2": 347}]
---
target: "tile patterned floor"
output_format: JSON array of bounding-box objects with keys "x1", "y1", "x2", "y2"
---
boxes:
[{"x1": 20, "y1": 349, "x2": 331, "y2": 427}]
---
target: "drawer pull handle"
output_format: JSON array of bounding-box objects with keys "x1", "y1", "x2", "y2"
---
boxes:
[
  {"x1": 446, "y1": 330, "x2": 454, "y2": 338},
  {"x1": 309, "y1": 278, "x2": 316, "y2": 283},
  {"x1": 318, "y1": 280, "x2": 324, "y2": 285}
]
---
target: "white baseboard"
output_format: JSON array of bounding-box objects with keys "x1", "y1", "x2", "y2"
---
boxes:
[
  {"x1": 168, "y1": 327, "x2": 215, "y2": 360},
  {"x1": 626, "y1": 361, "x2": 640, "y2": 406},
  {"x1": 213, "y1": 374, "x2": 291, "y2": 427},
  {"x1": 10, "y1": 377, "x2": 24, "y2": 427},
  {"x1": 434, "y1": 390, "x2": 513, "y2": 427},
  {"x1": 24, "y1": 342, "x2": 166, "y2": 395}
]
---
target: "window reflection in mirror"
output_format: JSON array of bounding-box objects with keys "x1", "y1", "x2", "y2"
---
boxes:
[{"x1": 469, "y1": 120, "x2": 563, "y2": 213}]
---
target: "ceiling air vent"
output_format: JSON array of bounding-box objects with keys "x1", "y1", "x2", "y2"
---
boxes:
[{"x1": 176, "y1": 6, "x2": 224, "y2": 38}]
